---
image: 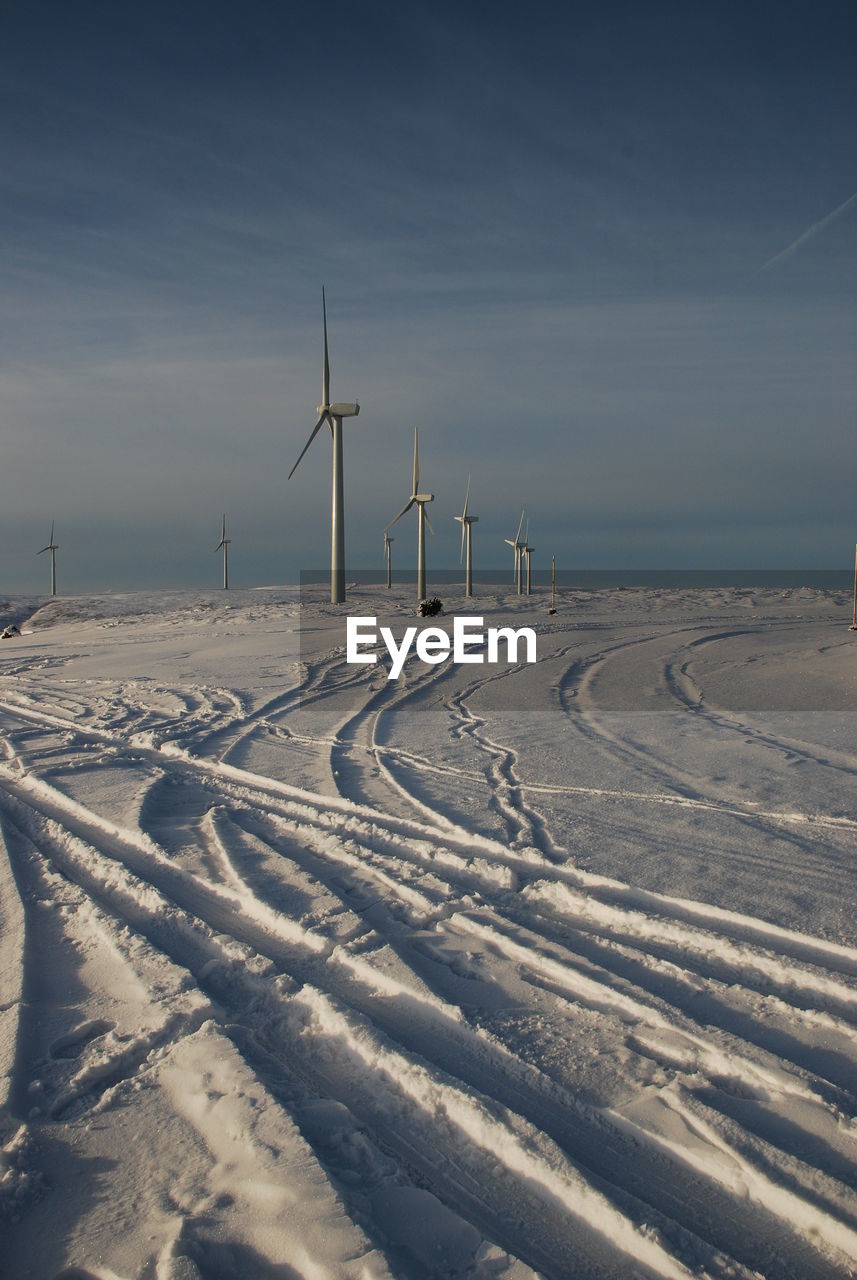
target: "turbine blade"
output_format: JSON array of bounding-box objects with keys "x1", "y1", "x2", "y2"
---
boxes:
[
  {"x1": 288, "y1": 413, "x2": 328, "y2": 480},
  {"x1": 460, "y1": 516, "x2": 465, "y2": 562},
  {"x1": 462, "y1": 473, "x2": 470, "y2": 523},
  {"x1": 322, "y1": 286, "x2": 330, "y2": 408},
  {"x1": 424, "y1": 507, "x2": 434, "y2": 536},
  {"x1": 49, "y1": 520, "x2": 54, "y2": 544},
  {"x1": 515, "y1": 509, "x2": 525, "y2": 545},
  {"x1": 386, "y1": 498, "x2": 414, "y2": 530},
  {"x1": 412, "y1": 427, "x2": 419, "y2": 496}
]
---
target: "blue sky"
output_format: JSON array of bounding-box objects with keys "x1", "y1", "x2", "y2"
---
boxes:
[{"x1": 2, "y1": 0, "x2": 856, "y2": 591}]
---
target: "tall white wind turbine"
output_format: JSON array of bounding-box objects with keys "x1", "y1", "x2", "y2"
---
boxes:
[
  {"x1": 504, "y1": 510, "x2": 526, "y2": 596},
  {"x1": 384, "y1": 529, "x2": 394, "y2": 589},
  {"x1": 288, "y1": 288, "x2": 359, "y2": 604},
  {"x1": 38, "y1": 520, "x2": 59, "y2": 596},
  {"x1": 216, "y1": 514, "x2": 230, "y2": 590},
  {"x1": 453, "y1": 474, "x2": 478, "y2": 598},
  {"x1": 386, "y1": 427, "x2": 434, "y2": 601}
]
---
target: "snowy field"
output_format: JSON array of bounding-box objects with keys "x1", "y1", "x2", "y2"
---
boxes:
[{"x1": 1, "y1": 582, "x2": 857, "y2": 1280}]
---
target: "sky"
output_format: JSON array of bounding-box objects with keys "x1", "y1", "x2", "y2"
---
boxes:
[{"x1": 2, "y1": 0, "x2": 856, "y2": 592}]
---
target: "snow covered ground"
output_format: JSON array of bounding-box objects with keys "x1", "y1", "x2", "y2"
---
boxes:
[{"x1": 1, "y1": 581, "x2": 857, "y2": 1279}]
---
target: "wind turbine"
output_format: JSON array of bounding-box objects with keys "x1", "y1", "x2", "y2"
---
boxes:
[
  {"x1": 386, "y1": 427, "x2": 434, "y2": 601},
  {"x1": 522, "y1": 519, "x2": 534, "y2": 596},
  {"x1": 453, "y1": 474, "x2": 478, "y2": 598},
  {"x1": 38, "y1": 520, "x2": 58, "y2": 596},
  {"x1": 216, "y1": 514, "x2": 230, "y2": 590},
  {"x1": 384, "y1": 529, "x2": 394, "y2": 589},
  {"x1": 288, "y1": 288, "x2": 359, "y2": 604},
  {"x1": 504, "y1": 510, "x2": 526, "y2": 596}
]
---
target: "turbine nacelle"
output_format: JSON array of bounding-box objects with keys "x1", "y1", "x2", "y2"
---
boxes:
[
  {"x1": 386, "y1": 494, "x2": 435, "y2": 534},
  {"x1": 321, "y1": 402, "x2": 360, "y2": 419}
]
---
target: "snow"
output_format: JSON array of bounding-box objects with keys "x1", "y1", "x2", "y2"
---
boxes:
[{"x1": 1, "y1": 582, "x2": 857, "y2": 1278}]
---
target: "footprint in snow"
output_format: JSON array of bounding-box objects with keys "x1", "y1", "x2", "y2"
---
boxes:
[{"x1": 48, "y1": 1019, "x2": 114, "y2": 1061}]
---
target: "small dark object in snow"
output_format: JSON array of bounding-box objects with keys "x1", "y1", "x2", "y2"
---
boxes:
[
  {"x1": 1, "y1": 624, "x2": 20, "y2": 638},
  {"x1": 548, "y1": 608, "x2": 556, "y2": 615},
  {"x1": 418, "y1": 597, "x2": 443, "y2": 617}
]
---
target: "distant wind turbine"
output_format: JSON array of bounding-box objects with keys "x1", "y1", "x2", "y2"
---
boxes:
[
  {"x1": 504, "y1": 510, "x2": 526, "y2": 596},
  {"x1": 384, "y1": 529, "x2": 394, "y2": 589},
  {"x1": 386, "y1": 427, "x2": 434, "y2": 601},
  {"x1": 288, "y1": 288, "x2": 359, "y2": 604},
  {"x1": 453, "y1": 474, "x2": 478, "y2": 598},
  {"x1": 216, "y1": 514, "x2": 230, "y2": 590},
  {"x1": 522, "y1": 519, "x2": 534, "y2": 596},
  {"x1": 38, "y1": 520, "x2": 58, "y2": 596}
]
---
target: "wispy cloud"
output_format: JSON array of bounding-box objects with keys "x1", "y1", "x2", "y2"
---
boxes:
[{"x1": 760, "y1": 189, "x2": 857, "y2": 272}]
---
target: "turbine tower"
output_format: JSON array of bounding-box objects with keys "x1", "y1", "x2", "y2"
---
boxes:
[
  {"x1": 386, "y1": 427, "x2": 434, "y2": 601},
  {"x1": 38, "y1": 520, "x2": 58, "y2": 596},
  {"x1": 288, "y1": 288, "x2": 359, "y2": 604},
  {"x1": 504, "y1": 510, "x2": 526, "y2": 596},
  {"x1": 384, "y1": 529, "x2": 394, "y2": 589},
  {"x1": 453, "y1": 474, "x2": 478, "y2": 598},
  {"x1": 216, "y1": 514, "x2": 230, "y2": 590}
]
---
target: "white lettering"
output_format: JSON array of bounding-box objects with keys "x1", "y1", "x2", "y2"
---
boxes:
[
  {"x1": 415, "y1": 627, "x2": 450, "y2": 664},
  {"x1": 347, "y1": 617, "x2": 537, "y2": 678},
  {"x1": 487, "y1": 626, "x2": 537, "y2": 664},
  {"x1": 380, "y1": 625, "x2": 417, "y2": 680},
  {"x1": 453, "y1": 616, "x2": 484, "y2": 663},
  {"x1": 347, "y1": 617, "x2": 378, "y2": 665}
]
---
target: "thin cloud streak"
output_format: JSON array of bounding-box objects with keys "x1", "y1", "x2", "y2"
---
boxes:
[{"x1": 760, "y1": 188, "x2": 857, "y2": 272}]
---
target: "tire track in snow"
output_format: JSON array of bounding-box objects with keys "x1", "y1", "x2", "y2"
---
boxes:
[
  {"x1": 7, "y1": 695, "x2": 857, "y2": 1022},
  {"x1": 0, "y1": 776, "x2": 704, "y2": 1279},
  {"x1": 664, "y1": 635, "x2": 857, "y2": 778},
  {"x1": 0, "y1": 814, "x2": 401, "y2": 1278},
  {"x1": 557, "y1": 630, "x2": 857, "y2": 888},
  {"x1": 38, "y1": 751, "x2": 857, "y2": 1276},
  {"x1": 5, "y1": 653, "x2": 857, "y2": 1275},
  {"x1": 6, "y1": 693, "x2": 857, "y2": 995}
]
